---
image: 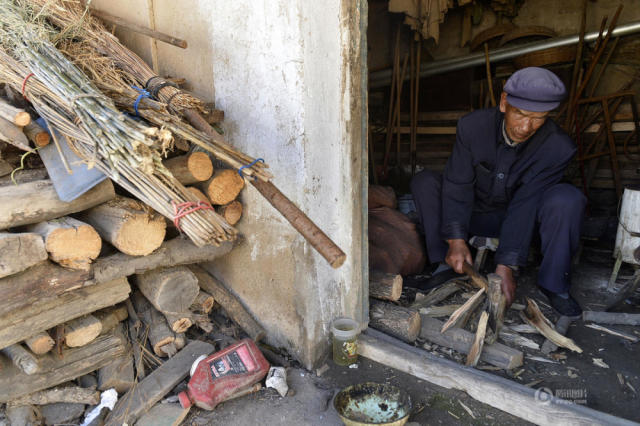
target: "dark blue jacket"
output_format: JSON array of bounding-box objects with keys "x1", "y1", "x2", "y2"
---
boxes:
[{"x1": 441, "y1": 107, "x2": 576, "y2": 266}]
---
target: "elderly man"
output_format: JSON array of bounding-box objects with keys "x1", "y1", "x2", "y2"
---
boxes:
[{"x1": 411, "y1": 67, "x2": 585, "y2": 316}]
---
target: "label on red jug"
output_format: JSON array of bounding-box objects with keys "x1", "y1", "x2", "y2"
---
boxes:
[{"x1": 209, "y1": 345, "x2": 257, "y2": 380}]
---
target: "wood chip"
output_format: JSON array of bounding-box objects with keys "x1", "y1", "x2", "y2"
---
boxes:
[
  {"x1": 506, "y1": 324, "x2": 539, "y2": 334},
  {"x1": 448, "y1": 411, "x2": 460, "y2": 419},
  {"x1": 617, "y1": 373, "x2": 625, "y2": 386},
  {"x1": 526, "y1": 355, "x2": 559, "y2": 364},
  {"x1": 458, "y1": 400, "x2": 476, "y2": 419},
  {"x1": 592, "y1": 358, "x2": 610, "y2": 369},
  {"x1": 525, "y1": 379, "x2": 543, "y2": 387}
]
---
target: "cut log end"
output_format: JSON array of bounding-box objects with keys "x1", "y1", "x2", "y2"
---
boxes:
[
  {"x1": 115, "y1": 214, "x2": 167, "y2": 256},
  {"x1": 204, "y1": 169, "x2": 245, "y2": 205},
  {"x1": 187, "y1": 152, "x2": 214, "y2": 181},
  {"x1": 24, "y1": 332, "x2": 55, "y2": 355},
  {"x1": 217, "y1": 200, "x2": 243, "y2": 225},
  {"x1": 45, "y1": 224, "x2": 102, "y2": 270},
  {"x1": 14, "y1": 111, "x2": 31, "y2": 127},
  {"x1": 65, "y1": 315, "x2": 103, "y2": 348}
]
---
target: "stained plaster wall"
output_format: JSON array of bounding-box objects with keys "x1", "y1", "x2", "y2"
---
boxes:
[{"x1": 90, "y1": 0, "x2": 368, "y2": 369}]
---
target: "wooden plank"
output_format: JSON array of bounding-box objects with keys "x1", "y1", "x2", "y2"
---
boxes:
[
  {"x1": 359, "y1": 331, "x2": 636, "y2": 426},
  {"x1": 420, "y1": 316, "x2": 522, "y2": 369},
  {"x1": 0, "y1": 331, "x2": 127, "y2": 402},
  {"x1": 411, "y1": 281, "x2": 462, "y2": 309},
  {"x1": 105, "y1": 340, "x2": 214, "y2": 426}
]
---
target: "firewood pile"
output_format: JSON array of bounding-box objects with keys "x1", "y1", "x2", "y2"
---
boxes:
[{"x1": 0, "y1": 1, "x2": 277, "y2": 425}]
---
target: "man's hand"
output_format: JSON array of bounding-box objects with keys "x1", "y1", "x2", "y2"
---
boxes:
[
  {"x1": 495, "y1": 264, "x2": 516, "y2": 306},
  {"x1": 445, "y1": 239, "x2": 472, "y2": 274}
]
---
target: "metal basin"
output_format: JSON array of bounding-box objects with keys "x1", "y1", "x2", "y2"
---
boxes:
[{"x1": 333, "y1": 382, "x2": 412, "y2": 426}]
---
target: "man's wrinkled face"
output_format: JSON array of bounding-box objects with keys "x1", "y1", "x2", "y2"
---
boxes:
[{"x1": 499, "y1": 92, "x2": 549, "y2": 144}]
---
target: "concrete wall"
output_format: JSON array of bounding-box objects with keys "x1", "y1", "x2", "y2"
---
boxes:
[{"x1": 91, "y1": 0, "x2": 368, "y2": 368}]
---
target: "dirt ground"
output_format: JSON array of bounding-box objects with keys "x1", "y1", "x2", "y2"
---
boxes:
[{"x1": 186, "y1": 240, "x2": 639, "y2": 426}]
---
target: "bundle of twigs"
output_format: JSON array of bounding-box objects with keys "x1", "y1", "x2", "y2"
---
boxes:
[
  {"x1": 28, "y1": 0, "x2": 271, "y2": 182},
  {"x1": 0, "y1": 1, "x2": 236, "y2": 246}
]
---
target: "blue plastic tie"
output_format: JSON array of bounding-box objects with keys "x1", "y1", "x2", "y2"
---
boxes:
[
  {"x1": 131, "y1": 86, "x2": 151, "y2": 116},
  {"x1": 237, "y1": 158, "x2": 264, "y2": 178}
]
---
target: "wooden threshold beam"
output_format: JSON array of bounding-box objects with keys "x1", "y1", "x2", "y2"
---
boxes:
[{"x1": 358, "y1": 329, "x2": 636, "y2": 426}]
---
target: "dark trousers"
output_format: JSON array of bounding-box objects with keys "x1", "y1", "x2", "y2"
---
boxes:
[{"x1": 410, "y1": 170, "x2": 585, "y2": 293}]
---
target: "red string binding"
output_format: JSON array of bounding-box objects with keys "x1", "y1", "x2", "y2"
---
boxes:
[
  {"x1": 172, "y1": 200, "x2": 214, "y2": 232},
  {"x1": 22, "y1": 73, "x2": 35, "y2": 101}
]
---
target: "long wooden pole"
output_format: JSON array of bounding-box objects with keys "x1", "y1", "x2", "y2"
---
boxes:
[
  {"x1": 183, "y1": 109, "x2": 347, "y2": 268},
  {"x1": 90, "y1": 9, "x2": 187, "y2": 49}
]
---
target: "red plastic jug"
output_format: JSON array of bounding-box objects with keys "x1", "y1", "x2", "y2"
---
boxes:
[{"x1": 178, "y1": 338, "x2": 270, "y2": 410}]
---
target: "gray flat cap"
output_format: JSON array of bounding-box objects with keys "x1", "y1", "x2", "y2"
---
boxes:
[{"x1": 504, "y1": 67, "x2": 566, "y2": 112}]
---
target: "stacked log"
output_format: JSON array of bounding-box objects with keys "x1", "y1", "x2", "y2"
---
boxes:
[{"x1": 79, "y1": 196, "x2": 166, "y2": 256}]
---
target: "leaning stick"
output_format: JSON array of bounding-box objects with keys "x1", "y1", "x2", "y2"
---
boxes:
[{"x1": 466, "y1": 311, "x2": 489, "y2": 367}]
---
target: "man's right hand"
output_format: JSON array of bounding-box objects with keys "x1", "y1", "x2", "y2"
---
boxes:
[{"x1": 445, "y1": 239, "x2": 473, "y2": 274}]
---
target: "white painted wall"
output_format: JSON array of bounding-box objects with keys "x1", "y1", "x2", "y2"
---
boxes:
[{"x1": 91, "y1": 0, "x2": 367, "y2": 368}]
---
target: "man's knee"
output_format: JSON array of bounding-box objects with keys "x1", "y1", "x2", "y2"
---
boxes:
[
  {"x1": 411, "y1": 170, "x2": 442, "y2": 197},
  {"x1": 541, "y1": 184, "x2": 586, "y2": 217}
]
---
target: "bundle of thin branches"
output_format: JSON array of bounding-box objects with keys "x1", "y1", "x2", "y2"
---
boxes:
[
  {"x1": 0, "y1": 1, "x2": 236, "y2": 246},
  {"x1": 28, "y1": 0, "x2": 272, "y2": 182},
  {"x1": 59, "y1": 40, "x2": 273, "y2": 182}
]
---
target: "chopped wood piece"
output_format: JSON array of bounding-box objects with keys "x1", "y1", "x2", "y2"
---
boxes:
[
  {"x1": 186, "y1": 186, "x2": 210, "y2": 203},
  {"x1": 499, "y1": 329, "x2": 540, "y2": 350},
  {"x1": 64, "y1": 315, "x2": 103, "y2": 347},
  {"x1": 0, "y1": 331, "x2": 127, "y2": 402},
  {"x1": 94, "y1": 305, "x2": 128, "y2": 335},
  {"x1": 1, "y1": 344, "x2": 39, "y2": 375},
  {"x1": 0, "y1": 232, "x2": 47, "y2": 278},
  {"x1": 189, "y1": 265, "x2": 265, "y2": 341},
  {"x1": 411, "y1": 281, "x2": 461, "y2": 309},
  {"x1": 80, "y1": 196, "x2": 166, "y2": 256},
  {"x1": 8, "y1": 386, "x2": 99, "y2": 406},
  {"x1": 164, "y1": 312, "x2": 193, "y2": 333},
  {"x1": 582, "y1": 311, "x2": 640, "y2": 326},
  {"x1": 26, "y1": 217, "x2": 101, "y2": 271},
  {"x1": 216, "y1": 200, "x2": 243, "y2": 225},
  {"x1": 0, "y1": 99, "x2": 30, "y2": 126},
  {"x1": 40, "y1": 402, "x2": 85, "y2": 425},
  {"x1": 0, "y1": 178, "x2": 115, "y2": 230},
  {"x1": 466, "y1": 311, "x2": 489, "y2": 367},
  {"x1": 131, "y1": 292, "x2": 175, "y2": 357},
  {"x1": 202, "y1": 108, "x2": 225, "y2": 124},
  {"x1": 369, "y1": 300, "x2": 421, "y2": 343},
  {"x1": 200, "y1": 169, "x2": 244, "y2": 205},
  {"x1": 189, "y1": 290, "x2": 215, "y2": 314},
  {"x1": 164, "y1": 152, "x2": 214, "y2": 185},
  {"x1": 507, "y1": 324, "x2": 538, "y2": 334},
  {"x1": 540, "y1": 316, "x2": 572, "y2": 355},
  {"x1": 0, "y1": 167, "x2": 48, "y2": 185},
  {"x1": 24, "y1": 332, "x2": 55, "y2": 355},
  {"x1": 486, "y1": 273, "x2": 506, "y2": 344},
  {"x1": 441, "y1": 288, "x2": 485, "y2": 333},
  {"x1": 159, "y1": 342, "x2": 177, "y2": 358},
  {"x1": 0, "y1": 158, "x2": 12, "y2": 177},
  {"x1": 369, "y1": 271, "x2": 403, "y2": 302},
  {"x1": 585, "y1": 323, "x2": 639, "y2": 342},
  {"x1": 419, "y1": 304, "x2": 462, "y2": 317},
  {"x1": 98, "y1": 353, "x2": 135, "y2": 393},
  {"x1": 421, "y1": 316, "x2": 522, "y2": 369},
  {"x1": 23, "y1": 121, "x2": 50, "y2": 147},
  {"x1": 0, "y1": 276, "x2": 131, "y2": 350},
  {"x1": 135, "y1": 266, "x2": 200, "y2": 314},
  {"x1": 105, "y1": 340, "x2": 214, "y2": 426},
  {"x1": 521, "y1": 298, "x2": 582, "y2": 353}
]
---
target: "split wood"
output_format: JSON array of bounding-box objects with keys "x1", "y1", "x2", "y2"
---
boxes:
[
  {"x1": 520, "y1": 298, "x2": 582, "y2": 353},
  {"x1": 466, "y1": 311, "x2": 489, "y2": 367}
]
